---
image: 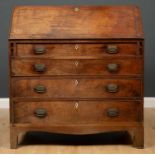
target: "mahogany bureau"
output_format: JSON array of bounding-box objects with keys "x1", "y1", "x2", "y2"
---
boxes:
[{"x1": 9, "y1": 6, "x2": 144, "y2": 148}]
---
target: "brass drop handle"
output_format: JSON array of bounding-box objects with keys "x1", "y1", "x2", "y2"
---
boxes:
[
  {"x1": 34, "y1": 64, "x2": 46, "y2": 72},
  {"x1": 34, "y1": 46, "x2": 46, "y2": 54},
  {"x1": 107, "y1": 45, "x2": 118, "y2": 54},
  {"x1": 106, "y1": 84, "x2": 119, "y2": 93},
  {"x1": 34, "y1": 85, "x2": 46, "y2": 93},
  {"x1": 107, "y1": 63, "x2": 119, "y2": 72},
  {"x1": 107, "y1": 108, "x2": 119, "y2": 117},
  {"x1": 34, "y1": 108, "x2": 47, "y2": 118}
]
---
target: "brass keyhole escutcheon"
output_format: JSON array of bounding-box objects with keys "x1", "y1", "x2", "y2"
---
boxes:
[
  {"x1": 75, "y1": 102, "x2": 79, "y2": 110},
  {"x1": 75, "y1": 44, "x2": 79, "y2": 50},
  {"x1": 74, "y1": 7, "x2": 79, "y2": 12},
  {"x1": 75, "y1": 80, "x2": 79, "y2": 86},
  {"x1": 75, "y1": 61, "x2": 79, "y2": 67}
]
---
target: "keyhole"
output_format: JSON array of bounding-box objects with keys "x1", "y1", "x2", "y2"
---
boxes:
[
  {"x1": 74, "y1": 7, "x2": 79, "y2": 12},
  {"x1": 75, "y1": 44, "x2": 79, "y2": 50},
  {"x1": 75, "y1": 80, "x2": 79, "y2": 86},
  {"x1": 75, "y1": 102, "x2": 79, "y2": 110},
  {"x1": 75, "y1": 61, "x2": 79, "y2": 67}
]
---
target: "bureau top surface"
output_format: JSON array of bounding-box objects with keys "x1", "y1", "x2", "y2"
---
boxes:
[{"x1": 9, "y1": 6, "x2": 144, "y2": 40}]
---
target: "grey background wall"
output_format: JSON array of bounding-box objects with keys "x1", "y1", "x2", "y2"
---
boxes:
[{"x1": 0, "y1": 0, "x2": 154, "y2": 97}]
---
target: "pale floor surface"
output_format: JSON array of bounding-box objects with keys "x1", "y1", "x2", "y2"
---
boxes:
[{"x1": 0, "y1": 108, "x2": 155, "y2": 154}]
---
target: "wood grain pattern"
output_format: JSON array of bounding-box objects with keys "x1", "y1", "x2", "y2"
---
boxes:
[
  {"x1": 12, "y1": 78, "x2": 142, "y2": 99},
  {"x1": 9, "y1": 6, "x2": 144, "y2": 39},
  {"x1": 11, "y1": 58, "x2": 143, "y2": 76},
  {"x1": 4, "y1": 108, "x2": 155, "y2": 153},
  {"x1": 9, "y1": 6, "x2": 144, "y2": 149},
  {"x1": 15, "y1": 43, "x2": 139, "y2": 57},
  {"x1": 13, "y1": 101, "x2": 141, "y2": 124}
]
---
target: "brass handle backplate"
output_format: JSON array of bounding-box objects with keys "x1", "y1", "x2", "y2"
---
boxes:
[
  {"x1": 106, "y1": 84, "x2": 119, "y2": 93},
  {"x1": 34, "y1": 108, "x2": 47, "y2": 118},
  {"x1": 34, "y1": 85, "x2": 46, "y2": 93},
  {"x1": 107, "y1": 63, "x2": 119, "y2": 72},
  {"x1": 34, "y1": 45, "x2": 46, "y2": 54},
  {"x1": 34, "y1": 64, "x2": 46, "y2": 72},
  {"x1": 107, "y1": 108, "x2": 119, "y2": 117},
  {"x1": 107, "y1": 45, "x2": 118, "y2": 54}
]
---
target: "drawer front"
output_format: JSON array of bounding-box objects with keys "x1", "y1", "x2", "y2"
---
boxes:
[
  {"x1": 14, "y1": 101, "x2": 141, "y2": 124},
  {"x1": 12, "y1": 78, "x2": 142, "y2": 99},
  {"x1": 16, "y1": 43, "x2": 139, "y2": 58},
  {"x1": 11, "y1": 58, "x2": 143, "y2": 76}
]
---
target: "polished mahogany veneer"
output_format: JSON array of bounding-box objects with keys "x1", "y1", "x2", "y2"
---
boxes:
[{"x1": 9, "y1": 6, "x2": 144, "y2": 148}]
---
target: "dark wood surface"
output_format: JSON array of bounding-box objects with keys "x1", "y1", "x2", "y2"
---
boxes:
[{"x1": 9, "y1": 6, "x2": 144, "y2": 149}]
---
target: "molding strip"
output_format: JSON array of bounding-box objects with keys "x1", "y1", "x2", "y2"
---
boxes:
[{"x1": 0, "y1": 97, "x2": 155, "y2": 109}]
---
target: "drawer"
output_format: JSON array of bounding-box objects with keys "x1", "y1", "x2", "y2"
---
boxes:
[
  {"x1": 12, "y1": 78, "x2": 142, "y2": 99},
  {"x1": 15, "y1": 43, "x2": 139, "y2": 58},
  {"x1": 11, "y1": 58, "x2": 143, "y2": 76},
  {"x1": 13, "y1": 101, "x2": 142, "y2": 124}
]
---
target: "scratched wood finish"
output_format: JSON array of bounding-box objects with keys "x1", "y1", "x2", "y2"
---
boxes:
[
  {"x1": 11, "y1": 59, "x2": 143, "y2": 76},
  {"x1": 9, "y1": 6, "x2": 144, "y2": 149},
  {"x1": 10, "y1": 6, "x2": 144, "y2": 39}
]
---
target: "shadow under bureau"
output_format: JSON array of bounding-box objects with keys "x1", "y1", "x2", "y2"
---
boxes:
[{"x1": 9, "y1": 6, "x2": 144, "y2": 148}]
